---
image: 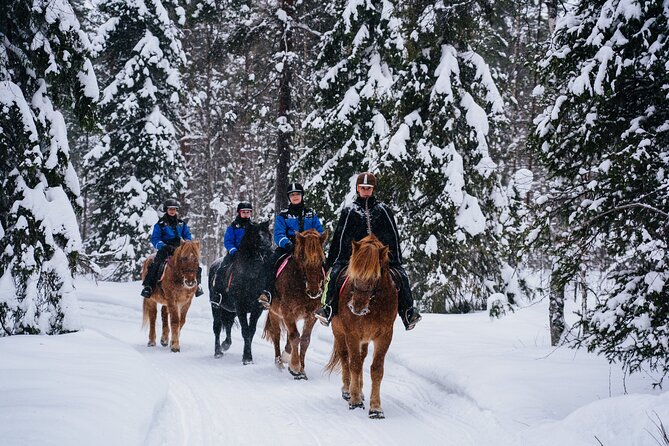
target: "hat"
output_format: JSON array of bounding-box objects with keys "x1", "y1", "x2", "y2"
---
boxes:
[
  {"x1": 287, "y1": 182, "x2": 304, "y2": 195},
  {"x1": 163, "y1": 198, "x2": 181, "y2": 212},
  {"x1": 237, "y1": 202, "x2": 253, "y2": 212},
  {"x1": 356, "y1": 172, "x2": 377, "y2": 189}
]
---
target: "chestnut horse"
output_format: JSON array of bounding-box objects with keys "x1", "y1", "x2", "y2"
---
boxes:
[
  {"x1": 324, "y1": 234, "x2": 397, "y2": 419},
  {"x1": 141, "y1": 240, "x2": 201, "y2": 352},
  {"x1": 262, "y1": 228, "x2": 328, "y2": 379}
]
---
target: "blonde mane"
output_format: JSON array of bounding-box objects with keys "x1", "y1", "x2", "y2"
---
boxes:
[
  {"x1": 295, "y1": 229, "x2": 325, "y2": 267},
  {"x1": 348, "y1": 235, "x2": 389, "y2": 283}
]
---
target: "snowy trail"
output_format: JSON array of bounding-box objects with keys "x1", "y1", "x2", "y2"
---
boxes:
[{"x1": 76, "y1": 279, "x2": 519, "y2": 446}]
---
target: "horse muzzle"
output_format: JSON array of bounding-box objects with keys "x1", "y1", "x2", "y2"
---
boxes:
[
  {"x1": 184, "y1": 280, "x2": 197, "y2": 288},
  {"x1": 347, "y1": 301, "x2": 370, "y2": 316}
]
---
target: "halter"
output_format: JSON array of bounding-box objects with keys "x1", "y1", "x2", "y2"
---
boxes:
[{"x1": 351, "y1": 279, "x2": 380, "y2": 301}]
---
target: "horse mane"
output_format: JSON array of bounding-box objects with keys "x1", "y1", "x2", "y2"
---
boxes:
[
  {"x1": 238, "y1": 221, "x2": 272, "y2": 256},
  {"x1": 348, "y1": 235, "x2": 389, "y2": 283},
  {"x1": 295, "y1": 229, "x2": 325, "y2": 267},
  {"x1": 175, "y1": 239, "x2": 200, "y2": 259}
]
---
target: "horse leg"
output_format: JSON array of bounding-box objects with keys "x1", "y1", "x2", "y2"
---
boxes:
[
  {"x1": 244, "y1": 307, "x2": 262, "y2": 365},
  {"x1": 368, "y1": 335, "x2": 391, "y2": 419},
  {"x1": 285, "y1": 320, "x2": 304, "y2": 379},
  {"x1": 298, "y1": 316, "x2": 317, "y2": 377},
  {"x1": 238, "y1": 312, "x2": 253, "y2": 365},
  {"x1": 333, "y1": 334, "x2": 351, "y2": 401},
  {"x1": 168, "y1": 302, "x2": 182, "y2": 352},
  {"x1": 265, "y1": 312, "x2": 283, "y2": 368},
  {"x1": 179, "y1": 299, "x2": 192, "y2": 330},
  {"x1": 145, "y1": 299, "x2": 158, "y2": 347},
  {"x1": 212, "y1": 306, "x2": 223, "y2": 358},
  {"x1": 347, "y1": 337, "x2": 365, "y2": 409},
  {"x1": 160, "y1": 305, "x2": 169, "y2": 347},
  {"x1": 221, "y1": 310, "x2": 234, "y2": 351}
]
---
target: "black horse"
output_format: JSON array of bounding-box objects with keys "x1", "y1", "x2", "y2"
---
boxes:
[{"x1": 208, "y1": 221, "x2": 272, "y2": 364}]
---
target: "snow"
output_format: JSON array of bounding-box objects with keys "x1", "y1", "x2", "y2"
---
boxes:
[{"x1": 2, "y1": 278, "x2": 666, "y2": 446}]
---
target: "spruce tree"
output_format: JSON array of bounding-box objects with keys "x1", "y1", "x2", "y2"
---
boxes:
[
  {"x1": 86, "y1": 0, "x2": 187, "y2": 279},
  {"x1": 532, "y1": 0, "x2": 669, "y2": 379},
  {"x1": 383, "y1": 0, "x2": 514, "y2": 312},
  {"x1": 301, "y1": 0, "x2": 405, "y2": 221},
  {"x1": 0, "y1": 0, "x2": 98, "y2": 335}
]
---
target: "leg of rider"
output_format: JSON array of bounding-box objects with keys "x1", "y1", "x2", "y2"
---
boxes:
[
  {"x1": 316, "y1": 262, "x2": 344, "y2": 324},
  {"x1": 142, "y1": 246, "x2": 170, "y2": 296},
  {"x1": 214, "y1": 254, "x2": 233, "y2": 295},
  {"x1": 196, "y1": 266, "x2": 204, "y2": 296},
  {"x1": 259, "y1": 248, "x2": 285, "y2": 307},
  {"x1": 393, "y1": 265, "x2": 421, "y2": 329}
]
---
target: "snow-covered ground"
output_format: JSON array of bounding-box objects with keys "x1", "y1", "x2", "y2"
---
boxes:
[{"x1": 1, "y1": 278, "x2": 667, "y2": 446}]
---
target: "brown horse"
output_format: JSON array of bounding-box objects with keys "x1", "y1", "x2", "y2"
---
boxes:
[
  {"x1": 141, "y1": 240, "x2": 201, "y2": 352},
  {"x1": 262, "y1": 228, "x2": 328, "y2": 379},
  {"x1": 325, "y1": 234, "x2": 397, "y2": 419}
]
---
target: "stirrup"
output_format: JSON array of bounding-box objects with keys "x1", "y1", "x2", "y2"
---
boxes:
[
  {"x1": 195, "y1": 285, "x2": 204, "y2": 297},
  {"x1": 315, "y1": 305, "x2": 332, "y2": 327},
  {"x1": 258, "y1": 291, "x2": 272, "y2": 309},
  {"x1": 141, "y1": 286, "x2": 153, "y2": 298},
  {"x1": 402, "y1": 308, "x2": 422, "y2": 331}
]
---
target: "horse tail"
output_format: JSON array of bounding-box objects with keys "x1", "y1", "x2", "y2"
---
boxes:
[
  {"x1": 324, "y1": 337, "x2": 343, "y2": 375},
  {"x1": 262, "y1": 312, "x2": 273, "y2": 341},
  {"x1": 141, "y1": 298, "x2": 150, "y2": 328}
]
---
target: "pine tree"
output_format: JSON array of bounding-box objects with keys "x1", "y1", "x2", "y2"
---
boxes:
[
  {"x1": 85, "y1": 0, "x2": 187, "y2": 279},
  {"x1": 382, "y1": 0, "x2": 514, "y2": 312},
  {"x1": 0, "y1": 0, "x2": 98, "y2": 335},
  {"x1": 532, "y1": 0, "x2": 669, "y2": 378},
  {"x1": 300, "y1": 0, "x2": 405, "y2": 221}
]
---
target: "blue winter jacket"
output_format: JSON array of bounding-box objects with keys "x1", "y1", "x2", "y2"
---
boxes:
[
  {"x1": 224, "y1": 217, "x2": 250, "y2": 255},
  {"x1": 151, "y1": 216, "x2": 193, "y2": 250},
  {"x1": 274, "y1": 204, "x2": 324, "y2": 249}
]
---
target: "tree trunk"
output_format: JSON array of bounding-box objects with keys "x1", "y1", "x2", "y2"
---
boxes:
[
  {"x1": 274, "y1": 0, "x2": 294, "y2": 213},
  {"x1": 549, "y1": 271, "x2": 566, "y2": 346}
]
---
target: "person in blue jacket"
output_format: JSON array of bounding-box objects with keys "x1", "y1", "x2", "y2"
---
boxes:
[
  {"x1": 141, "y1": 198, "x2": 203, "y2": 298},
  {"x1": 211, "y1": 201, "x2": 254, "y2": 296},
  {"x1": 258, "y1": 183, "x2": 324, "y2": 308}
]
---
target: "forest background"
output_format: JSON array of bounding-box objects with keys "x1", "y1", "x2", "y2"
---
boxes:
[{"x1": 1, "y1": 0, "x2": 668, "y2": 385}]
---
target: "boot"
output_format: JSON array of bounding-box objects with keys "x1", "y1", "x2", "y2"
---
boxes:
[
  {"x1": 258, "y1": 290, "x2": 272, "y2": 309},
  {"x1": 195, "y1": 286, "x2": 204, "y2": 297},
  {"x1": 314, "y1": 304, "x2": 333, "y2": 326},
  {"x1": 401, "y1": 307, "x2": 422, "y2": 331}
]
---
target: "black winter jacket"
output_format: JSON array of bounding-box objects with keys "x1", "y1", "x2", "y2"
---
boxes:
[{"x1": 327, "y1": 196, "x2": 402, "y2": 267}]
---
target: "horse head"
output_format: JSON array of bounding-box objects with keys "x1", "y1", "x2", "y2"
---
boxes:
[
  {"x1": 173, "y1": 240, "x2": 201, "y2": 289},
  {"x1": 346, "y1": 235, "x2": 389, "y2": 316},
  {"x1": 239, "y1": 221, "x2": 272, "y2": 259},
  {"x1": 294, "y1": 229, "x2": 329, "y2": 299}
]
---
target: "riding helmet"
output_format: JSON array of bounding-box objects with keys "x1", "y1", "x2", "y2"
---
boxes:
[
  {"x1": 356, "y1": 172, "x2": 377, "y2": 189},
  {"x1": 287, "y1": 182, "x2": 304, "y2": 196},
  {"x1": 163, "y1": 198, "x2": 181, "y2": 211},
  {"x1": 237, "y1": 201, "x2": 253, "y2": 212}
]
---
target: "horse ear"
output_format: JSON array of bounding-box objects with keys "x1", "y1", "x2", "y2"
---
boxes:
[
  {"x1": 352, "y1": 239, "x2": 361, "y2": 253},
  {"x1": 380, "y1": 245, "x2": 389, "y2": 262},
  {"x1": 320, "y1": 230, "x2": 329, "y2": 245},
  {"x1": 296, "y1": 232, "x2": 304, "y2": 240}
]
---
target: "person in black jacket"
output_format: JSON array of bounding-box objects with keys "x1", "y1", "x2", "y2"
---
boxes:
[{"x1": 315, "y1": 172, "x2": 422, "y2": 330}]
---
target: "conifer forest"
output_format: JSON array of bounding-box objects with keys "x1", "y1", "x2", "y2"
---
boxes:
[{"x1": 1, "y1": 0, "x2": 668, "y2": 383}]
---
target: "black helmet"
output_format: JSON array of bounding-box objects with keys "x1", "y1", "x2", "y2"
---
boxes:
[
  {"x1": 163, "y1": 198, "x2": 180, "y2": 212},
  {"x1": 287, "y1": 182, "x2": 304, "y2": 196},
  {"x1": 237, "y1": 202, "x2": 253, "y2": 213}
]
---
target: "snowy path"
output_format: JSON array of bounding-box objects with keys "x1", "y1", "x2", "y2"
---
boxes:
[{"x1": 77, "y1": 280, "x2": 519, "y2": 446}]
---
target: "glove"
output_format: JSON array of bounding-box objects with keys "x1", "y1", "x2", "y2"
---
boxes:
[
  {"x1": 165, "y1": 245, "x2": 176, "y2": 254},
  {"x1": 285, "y1": 241, "x2": 294, "y2": 252}
]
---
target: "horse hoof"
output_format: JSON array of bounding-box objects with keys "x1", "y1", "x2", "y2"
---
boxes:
[
  {"x1": 221, "y1": 341, "x2": 231, "y2": 352},
  {"x1": 369, "y1": 410, "x2": 385, "y2": 419},
  {"x1": 214, "y1": 351, "x2": 223, "y2": 358},
  {"x1": 292, "y1": 372, "x2": 308, "y2": 380},
  {"x1": 160, "y1": 340, "x2": 169, "y2": 347},
  {"x1": 171, "y1": 347, "x2": 180, "y2": 353},
  {"x1": 147, "y1": 341, "x2": 156, "y2": 347},
  {"x1": 349, "y1": 401, "x2": 365, "y2": 410},
  {"x1": 243, "y1": 359, "x2": 254, "y2": 365},
  {"x1": 341, "y1": 391, "x2": 351, "y2": 401}
]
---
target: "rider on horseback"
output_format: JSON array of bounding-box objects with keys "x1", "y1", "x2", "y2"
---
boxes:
[
  {"x1": 314, "y1": 172, "x2": 422, "y2": 330},
  {"x1": 141, "y1": 198, "x2": 203, "y2": 298},
  {"x1": 258, "y1": 183, "x2": 324, "y2": 308},
  {"x1": 211, "y1": 201, "x2": 254, "y2": 297}
]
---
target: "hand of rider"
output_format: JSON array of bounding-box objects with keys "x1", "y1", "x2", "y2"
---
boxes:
[
  {"x1": 285, "y1": 241, "x2": 294, "y2": 252},
  {"x1": 165, "y1": 245, "x2": 176, "y2": 254}
]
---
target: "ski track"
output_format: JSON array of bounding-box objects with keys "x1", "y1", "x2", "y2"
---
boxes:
[{"x1": 78, "y1": 287, "x2": 517, "y2": 446}]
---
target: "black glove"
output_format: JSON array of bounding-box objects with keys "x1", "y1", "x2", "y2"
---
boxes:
[
  {"x1": 285, "y1": 241, "x2": 294, "y2": 252},
  {"x1": 165, "y1": 245, "x2": 176, "y2": 254}
]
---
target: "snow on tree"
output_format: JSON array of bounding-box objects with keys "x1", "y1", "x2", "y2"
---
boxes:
[
  {"x1": 85, "y1": 0, "x2": 187, "y2": 280},
  {"x1": 0, "y1": 0, "x2": 98, "y2": 335},
  {"x1": 531, "y1": 0, "x2": 669, "y2": 379},
  {"x1": 300, "y1": 0, "x2": 405, "y2": 218},
  {"x1": 381, "y1": 0, "x2": 516, "y2": 313}
]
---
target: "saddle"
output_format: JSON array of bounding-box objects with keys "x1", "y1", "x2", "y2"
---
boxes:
[{"x1": 147, "y1": 253, "x2": 172, "y2": 283}]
